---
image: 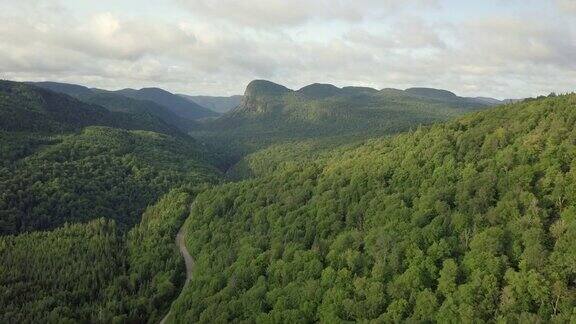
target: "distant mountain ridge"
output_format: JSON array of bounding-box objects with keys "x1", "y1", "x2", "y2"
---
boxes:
[
  {"x1": 238, "y1": 80, "x2": 502, "y2": 105},
  {"x1": 227, "y1": 79, "x2": 500, "y2": 119},
  {"x1": 179, "y1": 94, "x2": 242, "y2": 114},
  {"x1": 1, "y1": 80, "x2": 180, "y2": 136},
  {"x1": 194, "y1": 79, "x2": 500, "y2": 156},
  {"x1": 29, "y1": 81, "x2": 209, "y2": 131},
  {"x1": 116, "y1": 87, "x2": 218, "y2": 120}
]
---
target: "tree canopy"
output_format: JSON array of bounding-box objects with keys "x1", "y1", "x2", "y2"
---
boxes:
[{"x1": 170, "y1": 94, "x2": 576, "y2": 323}]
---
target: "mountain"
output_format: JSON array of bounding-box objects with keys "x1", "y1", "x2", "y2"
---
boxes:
[
  {"x1": 1, "y1": 80, "x2": 179, "y2": 135},
  {"x1": 404, "y1": 87, "x2": 459, "y2": 100},
  {"x1": 1, "y1": 80, "x2": 110, "y2": 132},
  {"x1": 297, "y1": 83, "x2": 343, "y2": 99},
  {"x1": 79, "y1": 91, "x2": 199, "y2": 131},
  {"x1": 29, "y1": 81, "x2": 94, "y2": 97},
  {"x1": 116, "y1": 87, "x2": 219, "y2": 120},
  {"x1": 297, "y1": 84, "x2": 499, "y2": 105},
  {"x1": 30, "y1": 81, "x2": 202, "y2": 131},
  {"x1": 226, "y1": 80, "x2": 495, "y2": 123},
  {"x1": 473, "y1": 96, "x2": 503, "y2": 105},
  {"x1": 170, "y1": 94, "x2": 576, "y2": 323},
  {"x1": 404, "y1": 87, "x2": 503, "y2": 106},
  {"x1": 195, "y1": 80, "x2": 496, "y2": 157},
  {"x1": 244, "y1": 79, "x2": 292, "y2": 97},
  {"x1": 179, "y1": 94, "x2": 243, "y2": 113}
]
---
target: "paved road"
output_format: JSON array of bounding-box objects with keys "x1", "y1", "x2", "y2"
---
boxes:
[{"x1": 160, "y1": 225, "x2": 194, "y2": 324}]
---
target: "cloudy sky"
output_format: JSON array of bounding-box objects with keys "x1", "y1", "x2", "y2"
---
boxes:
[{"x1": 0, "y1": 0, "x2": 574, "y2": 98}]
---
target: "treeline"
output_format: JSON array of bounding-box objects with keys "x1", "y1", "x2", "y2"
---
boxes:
[
  {"x1": 0, "y1": 189, "x2": 195, "y2": 323},
  {"x1": 170, "y1": 94, "x2": 576, "y2": 322}
]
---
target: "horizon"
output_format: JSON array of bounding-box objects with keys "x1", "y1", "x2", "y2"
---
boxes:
[
  {"x1": 1, "y1": 0, "x2": 575, "y2": 98},
  {"x1": 22, "y1": 78, "x2": 569, "y2": 101}
]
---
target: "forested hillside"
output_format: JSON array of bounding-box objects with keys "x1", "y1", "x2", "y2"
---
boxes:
[
  {"x1": 170, "y1": 94, "x2": 576, "y2": 322},
  {"x1": 0, "y1": 126, "x2": 219, "y2": 234},
  {"x1": 0, "y1": 81, "x2": 220, "y2": 234},
  {"x1": 1, "y1": 81, "x2": 120, "y2": 133},
  {"x1": 4, "y1": 77, "x2": 573, "y2": 323},
  {"x1": 0, "y1": 189, "x2": 201, "y2": 323},
  {"x1": 1, "y1": 81, "x2": 182, "y2": 136},
  {"x1": 3, "y1": 0, "x2": 572, "y2": 322},
  {"x1": 80, "y1": 91, "x2": 199, "y2": 132},
  {"x1": 0, "y1": 81, "x2": 221, "y2": 322},
  {"x1": 31, "y1": 81, "x2": 199, "y2": 132},
  {"x1": 116, "y1": 87, "x2": 218, "y2": 120},
  {"x1": 194, "y1": 80, "x2": 495, "y2": 158}
]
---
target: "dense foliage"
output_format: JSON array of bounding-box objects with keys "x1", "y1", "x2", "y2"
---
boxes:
[
  {"x1": 0, "y1": 80, "x2": 224, "y2": 322},
  {"x1": 31, "y1": 81, "x2": 198, "y2": 133},
  {"x1": 0, "y1": 81, "x2": 180, "y2": 135},
  {"x1": 0, "y1": 81, "x2": 114, "y2": 133},
  {"x1": 227, "y1": 136, "x2": 362, "y2": 180},
  {"x1": 0, "y1": 189, "x2": 196, "y2": 323},
  {"x1": 171, "y1": 95, "x2": 576, "y2": 322},
  {"x1": 79, "y1": 91, "x2": 199, "y2": 132},
  {"x1": 0, "y1": 126, "x2": 218, "y2": 234},
  {"x1": 3, "y1": 78, "x2": 575, "y2": 323}
]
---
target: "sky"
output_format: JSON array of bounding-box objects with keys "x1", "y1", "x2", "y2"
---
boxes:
[{"x1": 0, "y1": 0, "x2": 575, "y2": 98}]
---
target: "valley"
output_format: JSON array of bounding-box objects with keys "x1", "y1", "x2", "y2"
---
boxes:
[
  {"x1": 1, "y1": 79, "x2": 574, "y2": 323},
  {"x1": 2, "y1": 1, "x2": 574, "y2": 322}
]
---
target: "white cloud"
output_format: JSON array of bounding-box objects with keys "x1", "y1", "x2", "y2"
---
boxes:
[
  {"x1": 0, "y1": 0, "x2": 574, "y2": 99},
  {"x1": 555, "y1": 0, "x2": 576, "y2": 13},
  {"x1": 175, "y1": 0, "x2": 439, "y2": 27}
]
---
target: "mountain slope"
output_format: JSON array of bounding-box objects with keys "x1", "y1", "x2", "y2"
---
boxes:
[
  {"x1": 0, "y1": 189, "x2": 197, "y2": 323},
  {"x1": 80, "y1": 91, "x2": 199, "y2": 132},
  {"x1": 0, "y1": 81, "x2": 222, "y2": 322},
  {"x1": 29, "y1": 81, "x2": 199, "y2": 132},
  {"x1": 297, "y1": 83, "x2": 344, "y2": 99},
  {"x1": 1, "y1": 81, "x2": 118, "y2": 133},
  {"x1": 116, "y1": 87, "x2": 219, "y2": 120},
  {"x1": 170, "y1": 94, "x2": 576, "y2": 323},
  {"x1": 0, "y1": 126, "x2": 219, "y2": 234},
  {"x1": 404, "y1": 87, "x2": 501, "y2": 106},
  {"x1": 29, "y1": 81, "x2": 94, "y2": 97},
  {"x1": 195, "y1": 80, "x2": 496, "y2": 157},
  {"x1": 213, "y1": 80, "x2": 495, "y2": 131},
  {"x1": 3, "y1": 81, "x2": 182, "y2": 135},
  {"x1": 179, "y1": 94, "x2": 242, "y2": 113}
]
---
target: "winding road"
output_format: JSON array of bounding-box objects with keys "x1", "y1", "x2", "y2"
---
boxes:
[{"x1": 160, "y1": 224, "x2": 194, "y2": 324}]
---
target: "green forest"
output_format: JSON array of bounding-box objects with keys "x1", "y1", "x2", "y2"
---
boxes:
[
  {"x1": 0, "y1": 126, "x2": 218, "y2": 234},
  {"x1": 191, "y1": 80, "x2": 495, "y2": 160},
  {"x1": 0, "y1": 82, "x2": 220, "y2": 322},
  {"x1": 1, "y1": 79, "x2": 575, "y2": 323},
  {"x1": 1, "y1": 189, "x2": 199, "y2": 323},
  {"x1": 170, "y1": 94, "x2": 576, "y2": 322}
]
